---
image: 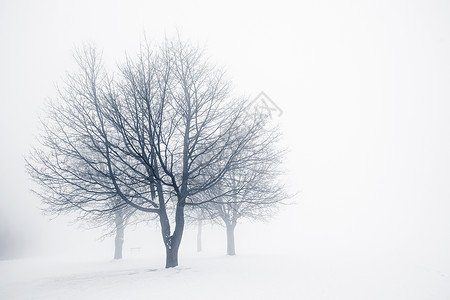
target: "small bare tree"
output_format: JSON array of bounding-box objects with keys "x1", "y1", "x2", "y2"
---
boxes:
[
  {"x1": 191, "y1": 112, "x2": 286, "y2": 255},
  {"x1": 83, "y1": 200, "x2": 137, "y2": 260}
]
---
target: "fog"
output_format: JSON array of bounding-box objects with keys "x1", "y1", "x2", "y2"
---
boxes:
[{"x1": 1, "y1": 0, "x2": 450, "y2": 298}]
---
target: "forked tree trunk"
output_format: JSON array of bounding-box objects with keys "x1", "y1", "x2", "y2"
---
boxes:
[
  {"x1": 114, "y1": 212, "x2": 125, "y2": 260},
  {"x1": 226, "y1": 223, "x2": 236, "y2": 256},
  {"x1": 160, "y1": 202, "x2": 185, "y2": 268},
  {"x1": 163, "y1": 229, "x2": 184, "y2": 268},
  {"x1": 197, "y1": 219, "x2": 202, "y2": 252}
]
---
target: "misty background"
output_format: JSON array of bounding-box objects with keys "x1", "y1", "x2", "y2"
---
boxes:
[{"x1": 0, "y1": 0, "x2": 449, "y2": 271}]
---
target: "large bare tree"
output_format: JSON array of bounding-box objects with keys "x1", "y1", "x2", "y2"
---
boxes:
[{"x1": 27, "y1": 39, "x2": 280, "y2": 267}]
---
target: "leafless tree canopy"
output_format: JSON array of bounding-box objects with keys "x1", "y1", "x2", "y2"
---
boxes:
[{"x1": 27, "y1": 38, "x2": 286, "y2": 267}]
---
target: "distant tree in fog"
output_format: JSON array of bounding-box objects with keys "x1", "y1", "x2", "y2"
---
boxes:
[
  {"x1": 26, "y1": 49, "x2": 137, "y2": 259},
  {"x1": 83, "y1": 200, "x2": 138, "y2": 260},
  {"x1": 27, "y1": 38, "x2": 283, "y2": 268},
  {"x1": 190, "y1": 116, "x2": 286, "y2": 255}
]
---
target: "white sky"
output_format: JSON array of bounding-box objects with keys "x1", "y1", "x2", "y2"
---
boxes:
[{"x1": 1, "y1": 0, "x2": 450, "y2": 266}]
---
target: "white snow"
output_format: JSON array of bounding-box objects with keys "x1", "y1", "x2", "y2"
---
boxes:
[{"x1": 1, "y1": 252, "x2": 449, "y2": 300}]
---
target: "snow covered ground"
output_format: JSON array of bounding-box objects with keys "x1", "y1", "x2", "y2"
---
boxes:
[{"x1": 1, "y1": 251, "x2": 449, "y2": 300}]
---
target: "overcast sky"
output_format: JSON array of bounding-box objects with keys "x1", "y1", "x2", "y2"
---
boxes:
[{"x1": 1, "y1": 0, "x2": 450, "y2": 264}]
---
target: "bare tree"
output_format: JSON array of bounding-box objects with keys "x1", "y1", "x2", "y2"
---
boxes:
[
  {"x1": 191, "y1": 112, "x2": 286, "y2": 256},
  {"x1": 184, "y1": 204, "x2": 218, "y2": 253},
  {"x1": 27, "y1": 39, "x2": 280, "y2": 268},
  {"x1": 83, "y1": 201, "x2": 136, "y2": 260}
]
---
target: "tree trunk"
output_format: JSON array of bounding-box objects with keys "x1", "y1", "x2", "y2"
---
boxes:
[
  {"x1": 114, "y1": 226, "x2": 124, "y2": 259},
  {"x1": 114, "y1": 212, "x2": 125, "y2": 260},
  {"x1": 165, "y1": 241, "x2": 180, "y2": 268},
  {"x1": 159, "y1": 202, "x2": 185, "y2": 268},
  {"x1": 226, "y1": 223, "x2": 236, "y2": 256},
  {"x1": 197, "y1": 219, "x2": 202, "y2": 252},
  {"x1": 163, "y1": 227, "x2": 183, "y2": 268}
]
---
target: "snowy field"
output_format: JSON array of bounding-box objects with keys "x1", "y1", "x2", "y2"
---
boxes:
[{"x1": 1, "y1": 252, "x2": 449, "y2": 300}]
